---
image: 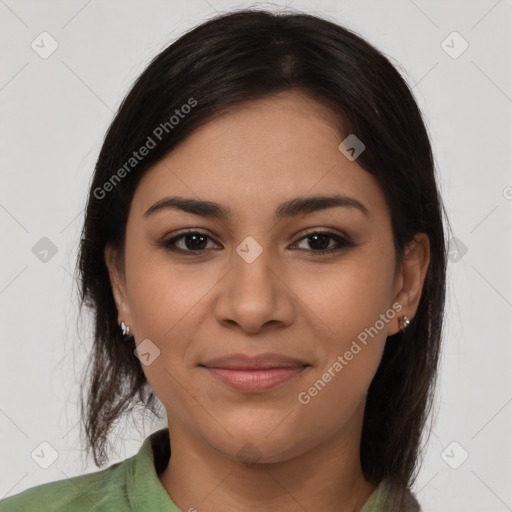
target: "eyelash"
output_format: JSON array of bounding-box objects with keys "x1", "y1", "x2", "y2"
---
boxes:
[{"x1": 160, "y1": 229, "x2": 356, "y2": 257}]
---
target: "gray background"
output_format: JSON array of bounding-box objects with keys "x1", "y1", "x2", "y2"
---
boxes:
[{"x1": 1, "y1": 1, "x2": 511, "y2": 511}]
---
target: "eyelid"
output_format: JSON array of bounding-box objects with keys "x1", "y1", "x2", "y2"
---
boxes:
[
  {"x1": 163, "y1": 226, "x2": 351, "y2": 242},
  {"x1": 296, "y1": 226, "x2": 351, "y2": 241}
]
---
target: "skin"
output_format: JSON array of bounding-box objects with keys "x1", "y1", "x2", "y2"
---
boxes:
[{"x1": 105, "y1": 91, "x2": 430, "y2": 512}]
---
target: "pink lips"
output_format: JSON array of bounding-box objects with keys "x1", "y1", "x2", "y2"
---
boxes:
[{"x1": 199, "y1": 353, "x2": 310, "y2": 392}]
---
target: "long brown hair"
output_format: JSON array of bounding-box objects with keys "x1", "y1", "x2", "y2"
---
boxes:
[{"x1": 76, "y1": 8, "x2": 449, "y2": 508}]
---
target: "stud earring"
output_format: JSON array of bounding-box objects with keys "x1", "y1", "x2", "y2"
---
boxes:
[
  {"x1": 120, "y1": 321, "x2": 132, "y2": 339},
  {"x1": 398, "y1": 315, "x2": 410, "y2": 330}
]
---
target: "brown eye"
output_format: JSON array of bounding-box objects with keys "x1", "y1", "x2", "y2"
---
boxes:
[
  {"x1": 293, "y1": 231, "x2": 356, "y2": 255},
  {"x1": 162, "y1": 231, "x2": 220, "y2": 253}
]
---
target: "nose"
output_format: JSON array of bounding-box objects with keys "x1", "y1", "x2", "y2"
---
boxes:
[{"x1": 213, "y1": 246, "x2": 295, "y2": 334}]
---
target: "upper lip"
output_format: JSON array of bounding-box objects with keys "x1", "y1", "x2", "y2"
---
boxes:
[{"x1": 199, "y1": 352, "x2": 310, "y2": 370}]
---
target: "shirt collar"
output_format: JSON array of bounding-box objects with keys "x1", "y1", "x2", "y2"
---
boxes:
[{"x1": 127, "y1": 427, "x2": 179, "y2": 511}]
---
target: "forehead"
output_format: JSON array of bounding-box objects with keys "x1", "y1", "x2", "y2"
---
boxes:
[{"x1": 131, "y1": 91, "x2": 389, "y2": 224}]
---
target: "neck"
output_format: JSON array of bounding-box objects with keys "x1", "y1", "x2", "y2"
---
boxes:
[{"x1": 158, "y1": 400, "x2": 377, "y2": 512}]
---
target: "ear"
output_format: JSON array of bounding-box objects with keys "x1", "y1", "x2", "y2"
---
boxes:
[
  {"x1": 388, "y1": 233, "x2": 430, "y2": 336},
  {"x1": 104, "y1": 244, "x2": 133, "y2": 328}
]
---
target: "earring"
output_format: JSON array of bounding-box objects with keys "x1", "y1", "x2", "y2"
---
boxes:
[
  {"x1": 120, "y1": 321, "x2": 132, "y2": 339},
  {"x1": 399, "y1": 315, "x2": 410, "y2": 330}
]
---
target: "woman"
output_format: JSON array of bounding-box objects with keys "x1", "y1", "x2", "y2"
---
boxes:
[{"x1": 0, "y1": 8, "x2": 448, "y2": 512}]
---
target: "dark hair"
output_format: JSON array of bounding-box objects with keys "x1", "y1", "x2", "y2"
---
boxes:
[{"x1": 77, "y1": 8, "x2": 449, "y2": 507}]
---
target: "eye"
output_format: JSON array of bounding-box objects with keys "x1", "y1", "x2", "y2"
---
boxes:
[
  {"x1": 161, "y1": 230, "x2": 220, "y2": 253},
  {"x1": 292, "y1": 230, "x2": 356, "y2": 255},
  {"x1": 160, "y1": 229, "x2": 356, "y2": 256}
]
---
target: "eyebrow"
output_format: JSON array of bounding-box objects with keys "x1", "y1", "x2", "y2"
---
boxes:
[{"x1": 143, "y1": 194, "x2": 370, "y2": 221}]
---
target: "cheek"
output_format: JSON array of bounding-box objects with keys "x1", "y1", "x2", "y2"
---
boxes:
[
  {"x1": 295, "y1": 285, "x2": 391, "y2": 432},
  {"x1": 290, "y1": 250, "x2": 397, "y2": 341},
  {"x1": 123, "y1": 247, "x2": 222, "y2": 397},
  {"x1": 124, "y1": 242, "x2": 209, "y2": 337},
  {"x1": 290, "y1": 244, "x2": 396, "y2": 401}
]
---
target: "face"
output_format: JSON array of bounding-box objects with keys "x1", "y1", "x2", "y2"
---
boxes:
[{"x1": 106, "y1": 91, "x2": 429, "y2": 464}]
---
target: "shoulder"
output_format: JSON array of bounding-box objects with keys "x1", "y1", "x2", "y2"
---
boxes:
[
  {"x1": 0, "y1": 427, "x2": 170, "y2": 512},
  {"x1": 0, "y1": 458, "x2": 129, "y2": 512}
]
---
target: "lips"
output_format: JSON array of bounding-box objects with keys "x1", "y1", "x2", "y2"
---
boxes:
[
  {"x1": 199, "y1": 353, "x2": 310, "y2": 392},
  {"x1": 199, "y1": 352, "x2": 309, "y2": 370}
]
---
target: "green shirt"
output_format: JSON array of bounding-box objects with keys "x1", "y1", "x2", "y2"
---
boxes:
[{"x1": 0, "y1": 428, "x2": 421, "y2": 511}]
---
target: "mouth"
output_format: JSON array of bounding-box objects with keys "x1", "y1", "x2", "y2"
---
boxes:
[
  {"x1": 199, "y1": 366, "x2": 309, "y2": 392},
  {"x1": 198, "y1": 353, "x2": 311, "y2": 392}
]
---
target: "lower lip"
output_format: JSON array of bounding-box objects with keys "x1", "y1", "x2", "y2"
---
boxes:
[{"x1": 202, "y1": 366, "x2": 307, "y2": 392}]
